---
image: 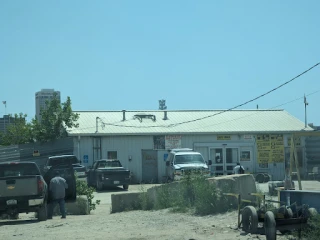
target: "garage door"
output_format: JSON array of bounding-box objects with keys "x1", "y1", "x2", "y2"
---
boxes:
[{"x1": 142, "y1": 150, "x2": 158, "y2": 183}]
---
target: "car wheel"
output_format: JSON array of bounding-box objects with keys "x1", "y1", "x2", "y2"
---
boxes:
[
  {"x1": 37, "y1": 203, "x2": 48, "y2": 221},
  {"x1": 96, "y1": 179, "x2": 103, "y2": 191},
  {"x1": 123, "y1": 184, "x2": 129, "y2": 190}
]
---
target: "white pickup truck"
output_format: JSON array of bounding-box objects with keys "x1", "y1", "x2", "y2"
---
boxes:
[{"x1": 165, "y1": 148, "x2": 212, "y2": 181}]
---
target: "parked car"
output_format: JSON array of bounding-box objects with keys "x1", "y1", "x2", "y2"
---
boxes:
[
  {"x1": 165, "y1": 148, "x2": 212, "y2": 181},
  {"x1": 44, "y1": 155, "x2": 86, "y2": 179},
  {"x1": 0, "y1": 161, "x2": 76, "y2": 221},
  {"x1": 87, "y1": 159, "x2": 131, "y2": 191}
]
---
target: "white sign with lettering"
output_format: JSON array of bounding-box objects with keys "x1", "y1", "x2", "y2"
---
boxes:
[{"x1": 165, "y1": 135, "x2": 182, "y2": 149}]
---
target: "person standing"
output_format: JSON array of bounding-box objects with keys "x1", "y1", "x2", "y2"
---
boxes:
[
  {"x1": 233, "y1": 162, "x2": 245, "y2": 174},
  {"x1": 48, "y1": 170, "x2": 68, "y2": 219}
]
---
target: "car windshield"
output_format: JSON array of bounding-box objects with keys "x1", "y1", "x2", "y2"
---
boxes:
[
  {"x1": 174, "y1": 154, "x2": 205, "y2": 164},
  {"x1": 97, "y1": 161, "x2": 122, "y2": 168},
  {"x1": 0, "y1": 164, "x2": 40, "y2": 177},
  {"x1": 48, "y1": 156, "x2": 79, "y2": 166}
]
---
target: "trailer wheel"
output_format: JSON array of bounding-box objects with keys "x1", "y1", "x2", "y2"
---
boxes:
[
  {"x1": 265, "y1": 211, "x2": 276, "y2": 240},
  {"x1": 242, "y1": 206, "x2": 258, "y2": 234}
]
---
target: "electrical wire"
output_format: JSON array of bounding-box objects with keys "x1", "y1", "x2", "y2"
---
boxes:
[
  {"x1": 70, "y1": 89, "x2": 320, "y2": 133},
  {"x1": 69, "y1": 62, "x2": 320, "y2": 131},
  {"x1": 186, "y1": 89, "x2": 320, "y2": 131},
  {"x1": 168, "y1": 62, "x2": 320, "y2": 127}
]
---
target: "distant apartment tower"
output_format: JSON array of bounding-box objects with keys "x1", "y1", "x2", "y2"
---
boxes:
[
  {"x1": 0, "y1": 115, "x2": 15, "y2": 134},
  {"x1": 35, "y1": 89, "x2": 61, "y2": 121}
]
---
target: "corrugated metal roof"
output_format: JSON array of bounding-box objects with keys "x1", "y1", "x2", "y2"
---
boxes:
[{"x1": 67, "y1": 109, "x2": 314, "y2": 136}]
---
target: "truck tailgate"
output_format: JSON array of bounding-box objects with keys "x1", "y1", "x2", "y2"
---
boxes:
[{"x1": 0, "y1": 176, "x2": 39, "y2": 197}]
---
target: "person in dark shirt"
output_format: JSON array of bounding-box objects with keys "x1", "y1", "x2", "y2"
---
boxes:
[{"x1": 48, "y1": 170, "x2": 68, "y2": 219}]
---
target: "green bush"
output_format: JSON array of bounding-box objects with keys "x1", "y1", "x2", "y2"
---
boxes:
[
  {"x1": 138, "y1": 172, "x2": 234, "y2": 216},
  {"x1": 299, "y1": 214, "x2": 320, "y2": 240},
  {"x1": 76, "y1": 178, "x2": 100, "y2": 212}
]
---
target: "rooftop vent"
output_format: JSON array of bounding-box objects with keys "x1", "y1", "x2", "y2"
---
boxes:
[
  {"x1": 133, "y1": 113, "x2": 156, "y2": 122},
  {"x1": 163, "y1": 110, "x2": 168, "y2": 120},
  {"x1": 122, "y1": 110, "x2": 126, "y2": 121}
]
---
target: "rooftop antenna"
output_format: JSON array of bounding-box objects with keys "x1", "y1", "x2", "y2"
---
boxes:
[{"x1": 159, "y1": 99, "x2": 167, "y2": 110}]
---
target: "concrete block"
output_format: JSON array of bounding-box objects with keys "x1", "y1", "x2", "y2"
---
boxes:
[
  {"x1": 110, "y1": 174, "x2": 257, "y2": 213},
  {"x1": 111, "y1": 192, "x2": 142, "y2": 213},
  {"x1": 53, "y1": 195, "x2": 89, "y2": 215},
  {"x1": 208, "y1": 174, "x2": 257, "y2": 203}
]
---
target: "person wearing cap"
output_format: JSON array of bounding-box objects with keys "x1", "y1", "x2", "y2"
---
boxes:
[{"x1": 48, "y1": 170, "x2": 68, "y2": 219}]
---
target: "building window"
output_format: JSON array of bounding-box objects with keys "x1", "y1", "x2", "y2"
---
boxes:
[
  {"x1": 153, "y1": 136, "x2": 165, "y2": 149},
  {"x1": 259, "y1": 163, "x2": 268, "y2": 168},
  {"x1": 107, "y1": 151, "x2": 117, "y2": 159},
  {"x1": 240, "y1": 151, "x2": 251, "y2": 161}
]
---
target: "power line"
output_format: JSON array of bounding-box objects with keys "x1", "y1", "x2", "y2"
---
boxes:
[
  {"x1": 68, "y1": 62, "x2": 320, "y2": 131},
  {"x1": 169, "y1": 62, "x2": 320, "y2": 127},
  {"x1": 186, "y1": 89, "x2": 320, "y2": 131},
  {"x1": 71, "y1": 88, "x2": 320, "y2": 133}
]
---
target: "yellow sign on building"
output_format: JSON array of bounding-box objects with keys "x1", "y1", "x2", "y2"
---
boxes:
[
  {"x1": 257, "y1": 134, "x2": 284, "y2": 163},
  {"x1": 217, "y1": 135, "x2": 231, "y2": 140}
]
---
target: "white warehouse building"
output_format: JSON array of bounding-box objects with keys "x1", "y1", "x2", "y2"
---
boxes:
[{"x1": 67, "y1": 109, "x2": 314, "y2": 182}]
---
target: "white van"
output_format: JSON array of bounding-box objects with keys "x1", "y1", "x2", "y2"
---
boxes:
[{"x1": 165, "y1": 148, "x2": 212, "y2": 181}]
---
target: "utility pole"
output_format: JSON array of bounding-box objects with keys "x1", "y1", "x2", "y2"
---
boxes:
[
  {"x1": 2, "y1": 101, "x2": 6, "y2": 132},
  {"x1": 304, "y1": 94, "x2": 308, "y2": 128}
]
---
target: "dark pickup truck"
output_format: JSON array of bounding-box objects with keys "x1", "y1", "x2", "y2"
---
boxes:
[
  {"x1": 44, "y1": 155, "x2": 87, "y2": 179},
  {"x1": 87, "y1": 159, "x2": 131, "y2": 191},
  {"x1": 0, "y1": 161, "x2": 76, "y2": 221}
]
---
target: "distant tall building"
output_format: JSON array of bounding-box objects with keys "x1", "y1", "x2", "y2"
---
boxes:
[
  {"x1": 0, "y1": 115, "x2": 15, "y2": 134},
  {"x1": 35, "y1": 89, "x2": 61, "y2": 121}
]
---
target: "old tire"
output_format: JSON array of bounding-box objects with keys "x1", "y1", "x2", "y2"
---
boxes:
[
  {"x1": 278, "y1": 205, "x2": 292, "y2": 218},
  {"x1": 256, "y1": 173, "x2": 265, "y2": 183},
  {"x1": 265, "y1": 211, "x2": 276, "y2": 240},
  {"x1": 308, "y1": 208, "x2": 318, "y2": 218},
  {"x1": 37, "y1": 203, "x2": 47, "y2": 221},
  {"x1": 264, "y1": 174, "x2": 271, "y2": 183},
  {"x1": 123, "y1": 184, "x2": 129, "y2": 190},
  {"x1": 242, "y1": 206, "x2": 258, "y2": 234}
]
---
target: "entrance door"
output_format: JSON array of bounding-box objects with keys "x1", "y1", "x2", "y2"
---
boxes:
[
  {"x1": 142, "y1": 150, "x2": 158, "y2": 183},
  {"x1": 210, "y1": 147, "x2": 239, "y2": 175},
  {"x1": 210, "y1": 148, "x2": 224, "y2": 175}
]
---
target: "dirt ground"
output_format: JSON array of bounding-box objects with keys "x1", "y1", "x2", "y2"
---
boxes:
[{"x1": 1, "y1": 181, "x2": 319, "y2": 240}]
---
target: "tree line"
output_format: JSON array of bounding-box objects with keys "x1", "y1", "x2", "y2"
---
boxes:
[{"x1": 0, "y1": 94, "x2": 79, "y2": 146}]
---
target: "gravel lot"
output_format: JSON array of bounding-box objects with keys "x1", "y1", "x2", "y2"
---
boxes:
[{"x1": 1, "y1": 181, "x2": 319, "y2": 240}]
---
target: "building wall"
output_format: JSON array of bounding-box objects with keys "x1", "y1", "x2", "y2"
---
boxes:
[
  {"x1": 0, "y1": 115, "x2": 15, "y2": 134},
  {"x1": 35, "y1": 89, "x2": 61, "y2": 120},
  {"x1": 73, "y1": 133, "x2": 306, "y2": 182}
]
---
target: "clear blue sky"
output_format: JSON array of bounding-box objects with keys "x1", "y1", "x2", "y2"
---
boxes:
[{"x1": 1, "y1": 1, "x2": 319, "y2": 125}]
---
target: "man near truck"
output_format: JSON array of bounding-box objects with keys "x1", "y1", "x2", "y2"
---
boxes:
[{"x1": 48, "y1": 171, "x2": 68, "y2": 219}]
